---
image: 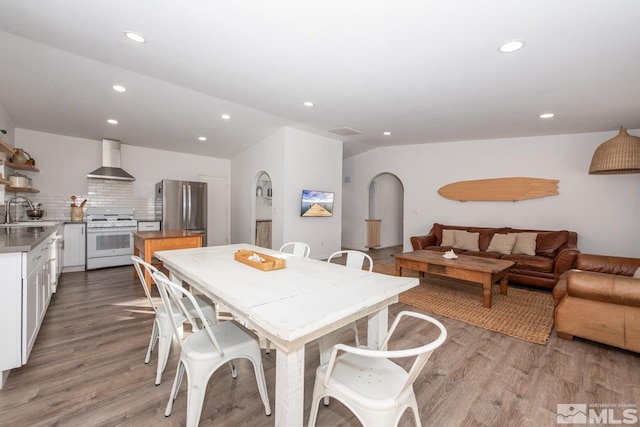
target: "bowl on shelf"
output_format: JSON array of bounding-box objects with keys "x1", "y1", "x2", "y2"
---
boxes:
[{"x1": 26, "y1": 209, "x2": 45, "y2": 219}]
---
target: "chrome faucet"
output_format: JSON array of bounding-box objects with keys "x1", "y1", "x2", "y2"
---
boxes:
[{"x1": 5, "y1": 196, "x2": 35, "y2": 224}]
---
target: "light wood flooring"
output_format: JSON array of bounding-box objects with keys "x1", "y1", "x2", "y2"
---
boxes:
[{"x1": 1, "y1": 246, "x2": 638, "y2": 426}]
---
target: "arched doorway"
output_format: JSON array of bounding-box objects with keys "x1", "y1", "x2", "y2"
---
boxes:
[
  {"x1": 255, "y1": 171, "x2": 273, "y2": 248},
  {"x1": 367, "y1": 173, "x2": 404, "y2": 249}
]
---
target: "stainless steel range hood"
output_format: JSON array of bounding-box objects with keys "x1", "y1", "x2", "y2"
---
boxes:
[{"x1": 87, "y1": 139, "x2": 135, "y2": 181}]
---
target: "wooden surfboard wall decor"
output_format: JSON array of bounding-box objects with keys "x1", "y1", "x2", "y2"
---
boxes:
[{"x1": 438, "y1": 177, "x2": 559, "y2": 202}]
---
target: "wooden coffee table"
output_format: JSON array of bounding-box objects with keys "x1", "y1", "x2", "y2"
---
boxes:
[{"x1": 395, "y1": 250, "x2": 515, "y2": 308}]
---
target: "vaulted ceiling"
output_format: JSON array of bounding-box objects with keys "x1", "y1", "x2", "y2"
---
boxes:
[{"x1": 1, "y1": 1, "x2": 639, "y2": 159}]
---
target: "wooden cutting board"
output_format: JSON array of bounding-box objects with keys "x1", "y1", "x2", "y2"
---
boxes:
[{"x1": 438, "y1": 177, "x2": 559, "y2": 202}]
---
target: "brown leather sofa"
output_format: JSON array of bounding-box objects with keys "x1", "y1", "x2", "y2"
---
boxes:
[
  {"x1": 554, "y1": 254, "x2": 640, "y2": 352},
  {"x1": 410, "y1": 223, "x2": 579, "y2": 289}
]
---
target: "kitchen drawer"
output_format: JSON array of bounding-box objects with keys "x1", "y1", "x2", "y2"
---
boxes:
[{"x1": 138, "y1": 221, "x2": 160, "y2": 231}]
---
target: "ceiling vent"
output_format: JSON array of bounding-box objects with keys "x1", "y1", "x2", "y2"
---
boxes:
[{"x1": 328, "y1": 127, "x2": 363, "y2": 136}]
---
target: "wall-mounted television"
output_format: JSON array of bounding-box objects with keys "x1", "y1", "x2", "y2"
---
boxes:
[{"x1": 301, "y1": 190, "x2": 334, "y2": 217}]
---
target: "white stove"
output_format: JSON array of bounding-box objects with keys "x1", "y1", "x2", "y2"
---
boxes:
[
  {"x1": 86, "y1": 207, "x2": 138, "y2": 269},
  {"x1": 86, "y1": 207, "x2": 138, "y2": 231}
]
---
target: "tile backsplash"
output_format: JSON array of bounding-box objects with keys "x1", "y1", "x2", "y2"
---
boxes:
[{"x1": 3, "y1": 179, "x2": 156, "y2": 221}]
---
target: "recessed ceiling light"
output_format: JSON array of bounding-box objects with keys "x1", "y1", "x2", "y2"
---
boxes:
[
  {"x1": 221, "y1": 114, "x2": 231, "y2": 120},
  {"x1": 112, "y1": 85, "x2": 126, "y2": 92},
  {"x1": 303, "y1": 101, "x2": 314, "y2": 107},
  {"x1": 539, "y1": 113, "x2": 555, "y2": 119},
  {"x1": 107, "y1": 119, "x2": 118, "y2": 125},
  {"x1": 124, "y1": 32, "x2": 146, "y2": 43},
  {"x1": 498, "y1": 40, "x2": 525, "y2": 53},
  {"x1": 198, "y1": 136, "x2": 207, "y2": 141},
  {"x1": 383, "y1": 131, "x2": 391, "y2": 136}
]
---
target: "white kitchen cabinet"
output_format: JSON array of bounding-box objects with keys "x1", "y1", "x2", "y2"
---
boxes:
[
  {"x1": 49, "y1": 229, "x2": 64, "y2": 292},
  {"x1": 23, "y1": 236, "x2": 54, "y2": 364},
  {"x1": 137, "y1": 220, "x2": 160, "y2": 231},
  {"x1": 63, "y1": 223, "x2": 86, "y2": 272},
  {"x1": 24, "y1": 239, "x2": 48, "y2": 362},
  {"x1": 38, "y1": 238, "x2": 52, "y2": 321},
  {"x1": 23, "y1": 269, "x2": 38, "y2": 364},
  {"x1": 1, "y1": 230, "x2": 55, "y2": 389},
  {"x1": 0, "y1": 252, "x2": 23, "y2": 387}
]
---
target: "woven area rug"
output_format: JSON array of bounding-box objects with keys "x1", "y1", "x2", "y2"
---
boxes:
[{"x1": 374, "y1": 263, "x2": 555, "y2": 345}]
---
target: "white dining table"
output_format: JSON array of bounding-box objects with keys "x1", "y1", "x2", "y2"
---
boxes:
[{"x1": 154, "y1": 243, "x2": 419, "y2": 427}]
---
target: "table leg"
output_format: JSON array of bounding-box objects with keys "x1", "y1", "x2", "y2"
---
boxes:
[
  {"x1": 133, "y1": 246, "x2": 140, "y2": 279},
  {"x1": 144, "y1": 241, "x2": 153, "y2": 291},
  {"x1": 275, "y1": 347, "x2": 305, "y2": 426},
  {"x1": 482, "y1": 276, "x2": 492, "y2": 309},
  {"x1": 367, "y1": 307, "x2": 389, "y2": 350},
  {"x1": 500, "y1": 277, "x2": 508, "y2": 295}
]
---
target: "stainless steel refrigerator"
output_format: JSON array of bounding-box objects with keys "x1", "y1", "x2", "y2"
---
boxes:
[{"x1": 155, "y1": 180, "x2": 208, "y2": 245}]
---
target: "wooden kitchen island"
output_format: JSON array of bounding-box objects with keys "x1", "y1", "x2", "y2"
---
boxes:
[{"x1": 133, "y1": 230, "x2": 203, "y2": 289}]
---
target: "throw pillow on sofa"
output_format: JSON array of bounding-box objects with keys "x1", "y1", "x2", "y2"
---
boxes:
[
  {"x1": 441, "y1": 229, "x2": 456, "y2": 246},
  {"x1": 487, "y1": 233, "x2": 517, "y2": 255},
  {"x1": 453, "y1": 231, "x2": 480, "y2": 251},
  {"x1": 634, "y1": 267, "x2": 640, "y2": 279},
  {"x1": 509, "y1": 232, "x2": 537, "y2": 256}
]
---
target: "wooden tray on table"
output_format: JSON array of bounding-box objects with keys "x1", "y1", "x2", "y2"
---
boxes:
[{"x1": 234, "y1": 249, "x2": 286, "y2": 271}]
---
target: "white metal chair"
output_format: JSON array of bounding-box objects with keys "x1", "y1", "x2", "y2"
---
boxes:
[
  {"x1": 153, "y1": 271, "x2": 271, "y2": 427},
  {"x1": 321, "y1": 250, "x2": 374, "y2": 351},
  {"x1": 327, "y1": 249, "x2": 373, "y2": 272},
  {"x1": 279, "y1": 241, "x2": 311, "y2": 258},
  {"x1": 308, "y1": 311, "x2": 447, "y2": 427},
  {"x1": 264, "y1": 241, "x2": 311, "y2": 354},
  {"x1": 318, "y1": 250, "x2": 374, "y2": 404},
  {"x1": 131, "y1": 256, "x2": 217, "y2": 385}
]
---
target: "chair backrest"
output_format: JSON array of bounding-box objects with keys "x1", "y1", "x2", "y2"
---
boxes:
[
  {"x1": 279, "y1": 241, "x2": 311, "y2": 258},
  {"x1": 132, "y1": 255, "x2": 160, "y2": 310},
  {"x1": 327, "y1": 250, "x2": 373, "y2": 272},
  {"x1": 152, "y1": 270, "x2": 224, "y2": 356},
  {"x1": 325, "y1": 311, "x2": 446, "y2": 397}
]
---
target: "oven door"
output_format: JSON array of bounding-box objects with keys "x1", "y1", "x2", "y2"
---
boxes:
[{"x1": 86, "y1": 228, "x2": 135, "y2": 268}]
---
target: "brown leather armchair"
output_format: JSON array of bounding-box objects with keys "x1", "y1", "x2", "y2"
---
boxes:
[{"x1": 554, "y1": 254, "x2": 640, "y2": 352}]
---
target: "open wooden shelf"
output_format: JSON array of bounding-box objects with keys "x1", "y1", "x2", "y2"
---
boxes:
[
  {"x1": 2, "y1": 161, "x2": 40, "y2": 172},
  {"x1": 4, "y1": 186, "x2": 39, "y2": 193},
  {"x1": 1, "y1": 154, "x2": 41, "y2": 191}
]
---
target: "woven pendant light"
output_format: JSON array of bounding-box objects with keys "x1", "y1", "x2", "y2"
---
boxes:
[{"x1": 589, "y1": 128, "x2": 640, "y2": 174}]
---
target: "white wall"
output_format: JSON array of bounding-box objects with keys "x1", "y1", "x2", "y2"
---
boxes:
[
  {"x1": 231, "y1": 127, "x2": 342, "y2": 259},
  {"x1": 16, "y1": 130, "x2": 98, "y2": 195},
  {"x1": 0, "y1": 106, "x2": 14, "y2": 204},
  {"x1": 282, "y1": 128, "x2": 343, "y2": 260},
  {"x1": 343, "y1": 129, "x2": 640, "y2": 258},
  {"x1": 0, "y1": 105, "x2": 14, "y2": 145},
  {"x1": 13, "y1": 129, "x2": 230, "y2": 220},
  {"x1": 18, "y1": 129, "x2": 230, "y2": 195},
  {"x1": 231, "y1": 128, "x2": 286, "y2": 247}
]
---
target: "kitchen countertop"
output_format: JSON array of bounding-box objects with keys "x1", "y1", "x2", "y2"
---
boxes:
[{"x1": 0, "y1": 224, "x2": 62, "y2": 253}]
